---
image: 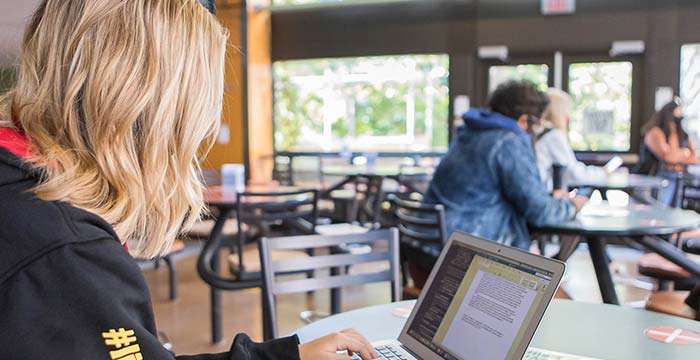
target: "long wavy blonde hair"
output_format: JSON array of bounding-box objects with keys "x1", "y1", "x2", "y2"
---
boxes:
[
  {"x1": 541, "y1": 88, "x2": 572, "y2": 132},
  {"x1": 0, "y1": 0, "x2": 228, "y2": 258}
]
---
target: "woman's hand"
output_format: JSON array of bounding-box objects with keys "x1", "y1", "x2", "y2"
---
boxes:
[{"x1": 299, "y1": 328, "x2": 379, "y2": 360}]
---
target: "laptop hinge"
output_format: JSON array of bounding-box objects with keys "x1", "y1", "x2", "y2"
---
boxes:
[{"x1": 400, "y1": 344, "x2": 421, "y2": 359}]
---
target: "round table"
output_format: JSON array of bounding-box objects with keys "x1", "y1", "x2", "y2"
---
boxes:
[
  {"x1": 538, "y1": 204, "x2": 700, "y2": 237},
  {"x1": 204, "y1": 184, "x2": 303, "y2": 206},
  {"x1": 321, "y1": 165, "x2": 430, "y2": 199},
  {"x1": 294, "y1": 300, "x2": 700, "y2": 359},
  {"x1": 568, "y1": 174, "x2": 667, "y2": 204},
  {"x1": 322, "y1": 165, "x2": 429, "y2": 178},
  {"x1": 568, "y1": 174, "x2": 667, "y2": 192},
  {"x1": 535, "y1": 204, "x2": 700, "y2": 304}
]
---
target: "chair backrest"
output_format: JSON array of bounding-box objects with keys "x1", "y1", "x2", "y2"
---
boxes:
[
  {"x1": 260, "y1": 228, "x2": 401, "y2": 338},
  {"x1": 679, "y1": 175, "x2": 700, "y2": 212},
  {"x1": 234, "y1": 189, "x2": 319, "y2": 273},
  {"x1": 397, "y1": 165, "x2": 434, "y2": 197},
  {"x1": 391, "y1": 195, "x2": 446, "y2": 246},
  {"x1": 350, "y1": 176, "x2": 384, "y2": 225},
  {"x1": 317, "y1": 153, "x2": 354, "y2": 188},
  {"x1": 551, "y1": 163, "x2": 568, "y2": 192},
  {"x1": 272, "y1": 155, "x2": 295, "y2": 186}
]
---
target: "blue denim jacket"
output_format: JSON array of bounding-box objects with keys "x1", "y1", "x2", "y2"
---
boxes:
[{"x1": 424, "y1": 109, "x2": 576, "y2": 249}]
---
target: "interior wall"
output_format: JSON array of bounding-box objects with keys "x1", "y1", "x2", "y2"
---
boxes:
[
  {"x1": 205, "y1": 0, "x2": 247, "y2": 171},
  {"x1": 0, "y1": 0, "x2": 40, "y2": 66},
  {"x1": 269, "y1": 0, "x2": 700, "y2": 153}
]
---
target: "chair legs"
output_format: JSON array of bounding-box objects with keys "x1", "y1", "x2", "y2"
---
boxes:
[
  {"x1": 262, "y1": 291, "x2": 274, "y2": 341},
  {"x1": 163, "y1": 255, "x2": 177, "y2": 301},
  {"x1": 537, "y1": 237, "x2": 547, "y2": 256},
  {"x1": 210, "y1": 254, "x2": 222, "y2": 344},
  {"x1": 210, "y1": 287, "x2": 221, "y2": 343}
]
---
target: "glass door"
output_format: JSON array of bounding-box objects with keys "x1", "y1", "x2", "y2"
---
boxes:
[
  {"x1": 563, "y1": 54, "x2": 642, "y2": 153},
  {"x1": 477, "y1": 55, "x2": 553, "y2": 106}
]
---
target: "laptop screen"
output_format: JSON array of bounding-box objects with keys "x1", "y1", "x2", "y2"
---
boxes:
[{"x1": 406, "y1": 240, "x2": 554, "y2": 360}]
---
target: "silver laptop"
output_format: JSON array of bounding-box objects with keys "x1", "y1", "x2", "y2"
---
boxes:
[{"x1": 358, "y1": 231, "x2": 600, "y2": 360}]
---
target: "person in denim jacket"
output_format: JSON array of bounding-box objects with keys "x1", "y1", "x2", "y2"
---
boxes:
[{"x1": 424, "y1": 81, "x2": 587, "y2": 250}]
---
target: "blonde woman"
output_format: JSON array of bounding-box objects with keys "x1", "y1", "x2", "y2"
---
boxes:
[
  {"x1": 535, "y1": 88, "x2": 608, "y2": 191},
  {"x1": 0, "y1": 1, "x2": 377, "y2": 359}
]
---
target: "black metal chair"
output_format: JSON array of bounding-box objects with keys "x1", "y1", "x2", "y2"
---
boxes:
[
  {"x1": 639, "y1": 175, "x2": 700, "y2": 290},
  {"x1": 683, "y1": 238, "x2": 700, "y2": 255},
  {"x1": 645, "y1": 176, "x2": 700, "y2": 318},
  {"x1": 259, "y1": 228, "x2": 401, "y2": 339},
  {"x1": 390, "y1": 195, "x2": 446, "y2": 296},
  {"x1": 135, "y1": 239, "x2": 186, "y2": 301},
  {"x1": 197, "y1": 188, "x2": 319, "y2": 343},
  {"x1": 344, "y1": 175, "x2": 383, "y2": 226},
  {"x1": 231, "y1": 189, "x2": 319, "y2": 280},
  {"x1": 551, "y1": 163, "x2": 568, "y2": 192},
  {"x1": 272, "y1": 155, "x2": 295, "y2": 186},
  {"x1": 396, "y1": 164, "x2": 433, "y2": 199},
  {"x1": 317, "y1": 154, "x2": 356, "y2": 221},
  {"x1": 677, "y1": 175, "x2": 700, "y2": 212}
]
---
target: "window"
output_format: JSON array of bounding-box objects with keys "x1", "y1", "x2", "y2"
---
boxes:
[
  {"x1": 264, "y1": 0, "x2": 417, "y2": 9},
  {"x1": 681, "y1": 43, "x2": 700, "y2": 141},
  {"x1": 273, "y1": 54, "x2": 450, "y2": 153},
  {"x1": 0, "y1": 68, "x2": 16, "y2": 95},
  {"x1": 272, "y1": 0, "x2": 347, "y2": 5},
  {"x1": 488, "y1": 64, "x2": 549, "y2": 94},
  {"x1": 567, "y1": 61, "x2": 633, "y2": 152}
]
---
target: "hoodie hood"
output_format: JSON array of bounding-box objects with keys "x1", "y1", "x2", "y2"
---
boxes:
[
  {"x1": 0, "y1": 138, "x2": 127, "y2": 283},
  {"x1": 0, "y1": 128, "x2": 36, "y2": 187},
  {"x1": 460, "y1": 109, "x2": 532, "y2": 145},
  {"x1": 0, "y1": 147, "x2": 36, "y2": 188},
  {"x1": 0, "y1": 128, "x2": 30, "y2": 158}
]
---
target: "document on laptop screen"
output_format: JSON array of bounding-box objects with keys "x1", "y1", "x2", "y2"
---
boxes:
[{"x1": 406, "y1": 242, "x2": 553, "y2": 360}]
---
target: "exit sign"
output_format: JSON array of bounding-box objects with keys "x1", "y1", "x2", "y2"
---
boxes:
[{"x1": 541, "y1": 0, "x2": 576, "y2": 15}]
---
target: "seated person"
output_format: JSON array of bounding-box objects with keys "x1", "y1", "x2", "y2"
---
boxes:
[
  {"x1": 535, "y1": 88, "x2": 608, "y2": 191},
  {"x1": 0, "y1": 1, "x2": 376, "y2": 359},
  {"x1": 638, "y1": 99, "x2": 698, "y2": 205},
  {"x1": 423, "y1": 80, "x2": 587, "y2": 250}
]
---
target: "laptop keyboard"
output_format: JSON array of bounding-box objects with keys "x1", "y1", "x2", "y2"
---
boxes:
[
  {"x1": 351, "y1": 344, "x2": 593, "y2": 360},
  {"x1": 374, "y1": 344, "x2": 409, "y2": 360},
  {"x1": 349, "y1": 344, "x2": 408, "y2": 360}
]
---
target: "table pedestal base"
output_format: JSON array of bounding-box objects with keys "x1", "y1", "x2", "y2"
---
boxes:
[{"x1": 586, "y1": 237, "x2": 620, "y2": 305}]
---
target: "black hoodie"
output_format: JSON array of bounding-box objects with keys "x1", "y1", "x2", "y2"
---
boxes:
[{"x1": 0, "y1": 147, "x2": 300, "y2": 359}]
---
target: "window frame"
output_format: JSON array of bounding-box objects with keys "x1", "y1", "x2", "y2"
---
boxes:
[
  {"x1": 477, "y1": 54, "x2": 555, "y2": 106},
  {"x1": 562, "y1": 53, "x2": 644, "y2": 155},
  {"x1": 270, "y1": 53, "x2": 451, "y2": 155},
  {"x1": 680, "y1": 43, "x2": 700, "y2": 144}
]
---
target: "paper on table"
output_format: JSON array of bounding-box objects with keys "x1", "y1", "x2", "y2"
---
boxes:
[{"x1": 391, "y1": 304, "x2": 414, "y2": 319}]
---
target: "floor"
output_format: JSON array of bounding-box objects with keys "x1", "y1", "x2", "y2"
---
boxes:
[{"x1": 144, "y1": 242, "x2": 658, "y2": 356}]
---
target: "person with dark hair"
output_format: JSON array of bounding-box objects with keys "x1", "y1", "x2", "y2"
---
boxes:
[
  {"x1": 636, "y1": 99, "x2": 697, "y2": 204},
  {"x1": 423, "y1": 80, "x2": 587, "y2": 250}
]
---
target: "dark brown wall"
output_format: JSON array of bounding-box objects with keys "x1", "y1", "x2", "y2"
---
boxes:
[{"x1": 271, "y1": 0, "x2": 700, "y2": 153}]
